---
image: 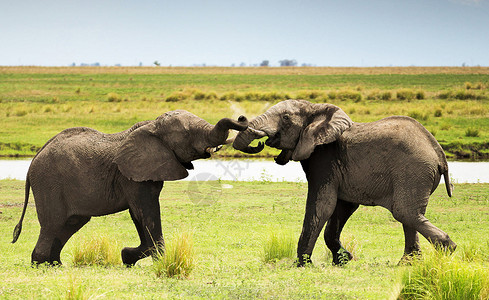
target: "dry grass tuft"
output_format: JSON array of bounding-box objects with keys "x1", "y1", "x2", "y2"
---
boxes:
[
  {"x1": 71, "y1": 235, "x2": 121, "y2": 267},
  {"x1": 153, "y1": 232, "x2": 195, "y2": 279}
]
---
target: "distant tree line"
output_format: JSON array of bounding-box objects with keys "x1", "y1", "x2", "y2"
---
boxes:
[
  {"x1": 278, "y1": 59, "x2": 297, "y2": 67},
  {"x1": 69, "y1": 59, "x2": 312, "y2": 67},
  {"x1": 257, "y1": 59, "x2": 314, "y2": 67},
  {"x1": 71, "y1": 62, "x2": 101, "y2": 67}
]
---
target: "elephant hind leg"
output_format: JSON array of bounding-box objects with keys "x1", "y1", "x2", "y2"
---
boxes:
[
  {"x1": 414, "y1": 215, "x2": 456, "y2": 252},
  {"x1": 392, "y1": 200, "x2": 456, "y2": 255},
  {"x1": 32, "y1": 215, "x2": 90, "y2": 266},
  {"x1": 398, "y1": 224, "x2": 421, "y2": 265},
  {"x1": 31, "y1": 230, "x2": 60, "y2": 266}
]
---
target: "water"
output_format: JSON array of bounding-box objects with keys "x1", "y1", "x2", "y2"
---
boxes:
[
  {"x1": 0, "y1": 160, "x2": 32, "y2": 181},
  {"x1": 1, "y1": 159, "x2": 488, "y2": 183}
]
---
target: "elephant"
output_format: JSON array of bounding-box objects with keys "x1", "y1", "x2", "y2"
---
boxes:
[
  {"x1": 233, "y1": 99, "x2": 456, "y2": 266},
  {"x1": 12, "y1": 110, "x2": 248, "y2": 266}
]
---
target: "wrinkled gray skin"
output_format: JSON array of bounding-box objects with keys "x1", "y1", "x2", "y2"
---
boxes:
[
  {"x1": 12, "y1": 110, "x2": 248, "y2": 266},
  {"x1": 233, "y1": 99, "x2": 456, "y2": 266}
]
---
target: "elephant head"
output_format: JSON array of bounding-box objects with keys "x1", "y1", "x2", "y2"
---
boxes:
[
  {"x1": 115, "y1": 110, "x2": 248, "y2": 182},
  {"x1": 233, "y1": 100, "x2": 352, "y2": 164}
]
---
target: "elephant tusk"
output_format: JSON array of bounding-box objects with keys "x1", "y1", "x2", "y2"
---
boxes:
[
  {"x1": 224, "y1": 136, "x2": 235, "y2": 144},
  {"x1": 205, "y1": 145, "x2": 223, "y2": 153},
  {"x1": 248, "y1": 127, "x2": 268, "y2": 137}
]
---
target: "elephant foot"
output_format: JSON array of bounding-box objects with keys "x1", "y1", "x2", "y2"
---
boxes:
[
  {"x1": 398, "y1": 251, "x2": 422, "y2": 266},
  {"x1": 122, "y1": 247, "x2": 146, "y2": 267},
  {"x1": 31, "y1": 243, "x2": 63, "y2": 267},
  {"x1": 430, "y1": 236, "x2": 457, "y2": 254},
  {"x1": 442, "y1": 239, "x2": 457, "y2": 254},
  {"x1": 296, "y1": 254, "x2": 313, "y2": 267},
  {"x1": 332, "y1": 247, "x2": 353, "y2": 266},
  {"x1": 31, "y1": 260, "x2": 62, "y2": 267}
]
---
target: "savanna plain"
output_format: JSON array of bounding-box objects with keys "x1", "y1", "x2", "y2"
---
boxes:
[{"x1": 1, "y1": 66, "x2": 489, "y2": 299}]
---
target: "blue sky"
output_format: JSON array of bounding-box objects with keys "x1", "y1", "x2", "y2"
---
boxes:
[{"x1": 1, "y1": 0, "x2": 488, "y2": 67}]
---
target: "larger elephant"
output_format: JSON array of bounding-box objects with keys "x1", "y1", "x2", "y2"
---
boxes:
[
  {"x1": 12, "y1": 110, "x2": 248, "y2": 266},
  {"x1": 233, "y1": 99, "x2": 456, "y2": 265}
]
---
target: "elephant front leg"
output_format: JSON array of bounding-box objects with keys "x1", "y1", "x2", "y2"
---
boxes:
[
  {"x1": 122, "y1": 182, "x2": 164, "y2": 266},
  {"x1": 297, "y1": 185, "x2": 337, "y2": 267},
  {"x1": 323, "y1": 199, "x2": 359, "y2": 266},
  {"x1": 122, "y1": 208, "x2": 164, "y2": 266}
]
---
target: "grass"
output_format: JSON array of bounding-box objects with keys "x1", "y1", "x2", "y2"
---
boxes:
[
  {"x1": 65, "y1": 274, "x2": 92, "y2": 300},
  {"x1": 1, "y1": 180, "x2": 489, "y2": 298},
  {"x1": 0, "y1": 66, "x2": 488, "y2": 158},
  {"x1": 459, "y1": 241, "x2": 489, "y2": 263},
  {"x1": 71, "y1": 234, "x2": 121, "y2": 267},
  {"x1": 153, "y1": 232, "x2": 195, "y2": 279},
  {"x1": 465, "y1": 127, "x2": 480, "y2": 137},
  {"x1": 399, "y1": 246, "x2": 489, "y2": 299},
  {"x1": 262, "y1": 231, "x2": 295, "y2": 263},
  {"x1": 1, "y1": 66, "x2": 488, "y2": 298},
  {"x1": 322, "y1": 234, "x2": 360, "y2": 265},
  {"x1": 1, "y1": 66, "x2": 489, "y2": 75}
]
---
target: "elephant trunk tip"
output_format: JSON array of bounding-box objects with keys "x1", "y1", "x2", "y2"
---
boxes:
[
  {"x1": 233, "y1": 129, "x2": 266, "y2": 154},
  {"x1": 231, "y1": 115, "x2": 249, "y2": 131},
  {"x1": 246, "y1": 141, "x2": 265, "y2": 154}
]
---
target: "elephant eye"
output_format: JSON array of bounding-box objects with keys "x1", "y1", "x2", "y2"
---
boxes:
[{"x1": 283, "y1": 115, "x2": 290, "y2": 121}]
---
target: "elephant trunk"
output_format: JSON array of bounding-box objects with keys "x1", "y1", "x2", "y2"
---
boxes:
[
  {"x1": 232, "y1": 114, "x2": 269, "y2": 154},
  {"x1": 208, "y1": 116, "x2": 249, "y2": 146}
]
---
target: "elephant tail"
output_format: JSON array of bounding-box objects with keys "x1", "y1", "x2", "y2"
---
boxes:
[
  {"x1": 444, "y1": 171, "x2": 453, "y2": 197},
  {"x1": 12, "y1": 177, "x2": 30, "y2": 243},
  {"x1": 440, "y1": 165, "x2": 453, "y2": 198}
]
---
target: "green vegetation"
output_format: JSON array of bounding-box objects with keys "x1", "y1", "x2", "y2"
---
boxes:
[
  {"x1": 0, "y1": 66, "x2": 488, "y2": 158},
  {"x1": 262, "y1": 231, "x2": 295, "y2": 263},
  {"x1": 400, "y1": 247, "x2": 489, "y2": 299},
  {"x1": 465, "y1": 127, "x2": 480, "y2": 137},
  {"x1": 153, "y1": 232, "x2": 195, "y2": 279},
  {"x1": 71, "y1": 234, "x2": 122, "y2": 267},
  {"x1": 1, "y1": 180, "x2": 488, "y2": 298},
  {"x1": 1, "y1": 66, "x2": 488, "y2": 297}
]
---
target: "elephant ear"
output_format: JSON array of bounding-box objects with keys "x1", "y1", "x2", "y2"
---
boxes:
[
  {"x1": 114, "y1": 123, "x2": 188, "y2": 182},
  {"x1": 292, "y1": 105, "x2": 353, "y2": 161}
]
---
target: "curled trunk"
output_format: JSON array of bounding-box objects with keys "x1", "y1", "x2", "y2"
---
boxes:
[
  {"x1": 208, "y1": 116, "x2": 248, "y2": 146},
  {"x1": 233, "y1": 129, "x2": 264, "y2": 153},
  {"x1": 232, "y1": 115, "x2": 269, "y2": 154}
]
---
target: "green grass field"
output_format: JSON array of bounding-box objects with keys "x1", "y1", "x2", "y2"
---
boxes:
[
  {"x1": 1, "y1": 66, "x2": 488, "y2": 158},
  {"x1": 1, "y1": 180, "x2": 488, "y2": 299}
]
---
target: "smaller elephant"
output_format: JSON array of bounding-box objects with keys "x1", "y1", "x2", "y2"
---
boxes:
[
  {"x1": 233, "y1": 99, "x2": 456, "y2": 266},
  {"x1": 12, "y1": 110, "x2": 248, "y2": 266}
]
